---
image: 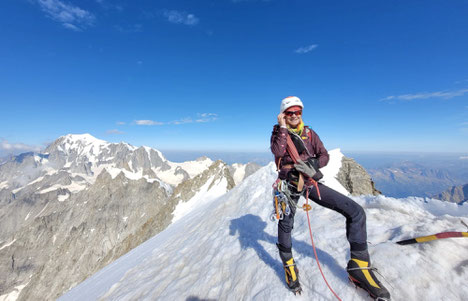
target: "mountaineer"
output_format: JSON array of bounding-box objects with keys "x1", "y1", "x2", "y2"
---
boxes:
[{"x1": 270, "y1": 96, "x2": 390, "y2": 300}]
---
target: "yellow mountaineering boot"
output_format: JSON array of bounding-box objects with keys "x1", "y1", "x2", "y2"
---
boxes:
[
  {"x1": 283, "y1": 258, "x2": 301, "y2": 292},
  {"x1": 347, "y1": 258, "x2": 391, "y2": 300},
  {"x1": 277, "y1": 243, "x2": 302, "y2": 295}
]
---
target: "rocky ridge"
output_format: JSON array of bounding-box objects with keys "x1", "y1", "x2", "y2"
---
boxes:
[
  {"x1": 432, "y1": 183, "x2": 468, "y2": 204},
  {"x1": 337, "y1": 156, "x2": 381, "y2": 196}
]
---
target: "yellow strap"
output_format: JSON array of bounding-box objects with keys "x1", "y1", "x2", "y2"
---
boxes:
[
  {"x1": 286, "y1": 258, "x2": 297, "y2": 281},
  {"x1": 351, "y1": 259, "x2": 380, "y2": 289},
  {"x1": 274, "y1": 196, "x2": 280, "y2": 219}
]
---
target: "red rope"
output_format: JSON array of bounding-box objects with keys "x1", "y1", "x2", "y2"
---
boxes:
[
  {"x1": 305, "y1": 188, "x2": 342, "y2": 301},
  {"x1": 284, "y1": 133, "x2": 341, "y2": 299}
]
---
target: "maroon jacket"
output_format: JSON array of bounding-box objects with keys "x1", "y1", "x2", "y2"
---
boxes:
[{"x1": 270, "y1": 125, "x2": 329, "y2": 180}]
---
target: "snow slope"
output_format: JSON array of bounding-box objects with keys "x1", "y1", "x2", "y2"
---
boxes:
[
  {"x1": 60, "y1": 161, "x2": 468, "y2": 301},
  {"x1": 171, "y1": 175, "x2": 229, "y2": 223}
]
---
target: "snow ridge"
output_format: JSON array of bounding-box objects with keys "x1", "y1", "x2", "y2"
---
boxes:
[{"x1": 60, "y1": 161, "x2": 468, "y2": 301}]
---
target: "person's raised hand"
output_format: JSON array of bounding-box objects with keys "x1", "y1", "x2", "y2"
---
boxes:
[{"x1": 277, "y1": 113, "x2": 286, "y2": 127}]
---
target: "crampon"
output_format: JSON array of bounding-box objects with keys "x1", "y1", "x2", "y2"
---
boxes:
[{"x1": 347, "y1": 258, "x2": 391, "y2": 301}]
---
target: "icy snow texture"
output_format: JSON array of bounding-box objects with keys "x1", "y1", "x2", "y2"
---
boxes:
[
  {"x1": 60, "y1": 163, "x2": 468, "y2": 301},
  {"x1": 231, "y1": 163, "x2": 246, "y2": 185},
  {"x1": 0, "y1": 181, "x2": 8, "y2": 190},
  {"x1": 319, "y1": 148, "x2": 348, "y2": 195}
]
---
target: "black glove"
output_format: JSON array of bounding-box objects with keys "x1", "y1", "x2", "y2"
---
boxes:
[
  {"x1": 294, "y1": 160, "x2": 317, "y2": 178},
  {"x1": 306, "y1": 158, "x2": 323, "y2": 181},
  {"x1": 306, "y1": 158, "x2": 320, "y2": 170},
  {"x1": 312, "y1": 170, "x2": 323, "y2": 181}
]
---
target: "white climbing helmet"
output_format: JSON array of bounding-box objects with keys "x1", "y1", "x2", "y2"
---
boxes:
[{"x1": 280, "y1": 96, "x2": 304, "y2": 113}]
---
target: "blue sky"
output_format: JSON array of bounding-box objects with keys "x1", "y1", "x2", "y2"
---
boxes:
[{"x1": 1, "y1": 0, "x2": 468, "y2": 156}]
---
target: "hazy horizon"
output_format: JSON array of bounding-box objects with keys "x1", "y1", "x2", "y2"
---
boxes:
[{"x1": 2, "y1": 145, "x2": 466, "y2": 166}]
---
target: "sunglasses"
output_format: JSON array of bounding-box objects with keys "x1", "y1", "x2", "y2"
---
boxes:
[{"x1": 284, "y1": 110, "x2": 302, "y2": 117}]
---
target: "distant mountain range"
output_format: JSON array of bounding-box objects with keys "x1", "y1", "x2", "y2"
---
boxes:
[
  {"x1": 0, "y1": 134, "x2": 260, "y2": 301},
  {"x1": 367, "y1": 161, "x2": 466, "y2": 198}
]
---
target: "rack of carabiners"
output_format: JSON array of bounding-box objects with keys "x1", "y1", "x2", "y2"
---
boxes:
[{"x1": 270, "y1": 178, "x2": 312, "y2": 222}]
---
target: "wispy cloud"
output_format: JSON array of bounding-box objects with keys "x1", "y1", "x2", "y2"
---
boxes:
[
  {"x1": 106, "y1": 129, "x2": 125, "y2": 135},
  {"x1": 195, "y1": 113, "x2": 218, "y2": 123},
  {"x1": 295, "y1": 44, "x2": 318, "y2": 54},
  {"x1": 0, "y1": 139, "x2": 43, "y2": 157},
  {"x1": 134, "y1": 113, "x2": 218, "y2": 126},
  {"x1": 135, "y1": 120, "x2": 165, "y2": 126},
  {"x1": 62, "y1": 23, "x2": 80, "y2": 31},
  {"x1": 170, "y1": 117, "x2": 193, "y2": 125},
  {"x1": 116, "y1": 121, "x2": 126, "y2": 125},
  {"x1": 381, "y1": 88, "x2": 468, "y2": 102},
  {"x1": 163, "y1": 10, "x2": 199, "y2": 26},
  {"x1": 36, "y1": 0, "x2": 95, "y2": 31}
]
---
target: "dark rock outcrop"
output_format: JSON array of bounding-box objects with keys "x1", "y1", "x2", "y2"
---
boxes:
[{"x1": 337, "y1": 156, "x2": 381, "y2": 196}]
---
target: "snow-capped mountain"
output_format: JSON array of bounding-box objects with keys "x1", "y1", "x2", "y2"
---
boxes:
[
  {"x1": 59, "y1": 160, "x2": 468, "y2": 301},
  {"x1": 0, "y1": 134, "x2": 255, "y2": 301},
  {"x1": 0, "y1": 134, "x2": 215, "y2": 241},
  {"x1": 1, "y1": 133, "x2": 213, "y2": 192}
]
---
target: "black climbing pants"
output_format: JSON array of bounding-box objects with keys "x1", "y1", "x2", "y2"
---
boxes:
[{"x1": 278, "y1": 182, "x2": 368, "y2": 257}]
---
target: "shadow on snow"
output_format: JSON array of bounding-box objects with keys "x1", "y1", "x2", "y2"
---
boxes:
[{"x1": 229, "y1": 214, "x2": 348, "y2": 289}]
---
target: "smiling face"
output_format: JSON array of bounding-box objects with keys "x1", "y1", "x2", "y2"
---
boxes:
[{"x1": 284, "y1": 106, "x2": 302, "y2": 129}]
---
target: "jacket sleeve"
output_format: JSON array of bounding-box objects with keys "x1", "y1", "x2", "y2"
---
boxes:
[
  {"x1": 310, "y1": 130, "x2": 329, "y2": 168},
  {"x1": 270, "y1": 125, "x2": 288, "y2": 158}
]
